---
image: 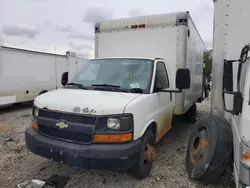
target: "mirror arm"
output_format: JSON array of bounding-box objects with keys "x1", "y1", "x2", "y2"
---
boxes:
[
  {"x1": 225, "y1": 59, "x2": 240, "y2": 64},
  {"x1": 223, "y1": 90, "x2": 235, "y2": 94}
]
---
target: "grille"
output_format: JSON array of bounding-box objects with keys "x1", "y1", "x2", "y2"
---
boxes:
[
  {"x1": 38, "y1": 124, "x2": 93, "y2": 143},
  {"x1": 39, "y1": 109, "x2": 97, "y2": 125}
]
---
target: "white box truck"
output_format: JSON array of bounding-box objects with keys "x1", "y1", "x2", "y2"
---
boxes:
[
  {"x1": 25, "y1": 11, "x2": 204, "y2": 179},
  {"x1": 185, "y1": 0, "x2": 250, "y2": 187},
  {"x1": 0, "y1": 46, "x2": 88, "y2": 106}
]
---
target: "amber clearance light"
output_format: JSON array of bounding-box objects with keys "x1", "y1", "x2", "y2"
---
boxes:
[{"x1": 94, "y1": 133, "x2": 132, "y2": 143}]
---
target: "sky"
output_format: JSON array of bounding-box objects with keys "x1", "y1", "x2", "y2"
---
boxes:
[{"x1": 0, "y1": 0, "x2": 214, "y2": 58}]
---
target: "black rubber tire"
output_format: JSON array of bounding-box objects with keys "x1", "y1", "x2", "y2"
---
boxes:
[
  {"x1": 201, "y1": 89, "x2": 205, "y2": 101},
  {"x1": 186, "y1": 103, "x2": 197, "y2": 123},
  {"x1": 204, "y1": 88, "x2": 209, "y2": 98},
  {"x1": 186, "y1": 114, "x2": 233, "y2": 184},
  {"x1": 128, "y1": 129, "x2": 155, "y2": 179}
]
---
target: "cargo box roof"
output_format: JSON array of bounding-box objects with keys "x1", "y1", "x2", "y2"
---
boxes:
[{"x1": 95, "y1": 11, "x2": 190, "y2": 33}]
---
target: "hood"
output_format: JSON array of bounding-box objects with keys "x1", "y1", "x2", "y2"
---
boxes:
[{"x1": 34, "y1": 88, "x2": 141, "y2": 115}]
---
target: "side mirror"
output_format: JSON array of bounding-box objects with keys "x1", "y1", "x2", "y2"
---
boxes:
[
  {"x1": 176, "y1": 68, "x2": 190, "y2": 90},
  {"x1": 223, "y1": 91, "x2": 243, "y2": 115},
  {"x1": 223, "y1": 61, "x2": 233, "y2": 92},
  {"x1": 61, "y1": 72, "x2": 68, "y2": 86}
]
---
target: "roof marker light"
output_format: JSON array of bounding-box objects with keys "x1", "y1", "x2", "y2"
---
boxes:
[
  {"x1": 131, "y1": 24, "x2": 138, "y2": 29},
  {"x1": 139, "y1": 24, "x2": 145, "y2": 28}
]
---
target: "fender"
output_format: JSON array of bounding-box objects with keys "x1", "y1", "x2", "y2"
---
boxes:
[{"x1": 139, "y1": 119, "x2": 157, "y2": 139}]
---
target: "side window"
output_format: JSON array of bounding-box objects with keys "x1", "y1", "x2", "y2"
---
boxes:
[{"x1": 154, "y1": 61, "x2": 170, "y2": 91}]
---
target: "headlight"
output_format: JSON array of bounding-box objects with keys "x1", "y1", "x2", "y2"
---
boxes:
[
  {"x1": 107, "y1": 118, "x2": 121, "y2": 130},
  {"x1": 240, "y1": 141, "x2": 250, "y2": 168},
  {"x1": 33, "y1": 107, "x2": 39, "y2": 118}
]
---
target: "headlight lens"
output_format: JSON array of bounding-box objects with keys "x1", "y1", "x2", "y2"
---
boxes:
[
  {"x1": 33, "y1": 107, "x2": 39, "y2": 118},
  {"x1": 240, "y1": 141, "x2": 250, "y2": 168},
  {"x1": 107, "y1": 118, "x2": 121, "y2": 130}
]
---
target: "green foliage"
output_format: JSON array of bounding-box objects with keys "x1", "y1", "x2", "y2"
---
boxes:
[{"x1": 204, "y1": 49, "x2": 212, "y2": 76}]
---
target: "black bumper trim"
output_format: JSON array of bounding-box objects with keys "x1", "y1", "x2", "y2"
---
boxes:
[{"x1": 25, "y1": 128, "x2": 141, "y2": 170}]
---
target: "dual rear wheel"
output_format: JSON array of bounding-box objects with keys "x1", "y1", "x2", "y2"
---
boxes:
[{"x1": 186, "y1": 114, "x2": 233, "y2": 184}]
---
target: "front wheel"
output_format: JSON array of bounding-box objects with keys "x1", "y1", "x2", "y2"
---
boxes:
[{"x1": 128, "y1": 129, "x2": 155, "y2": 179}]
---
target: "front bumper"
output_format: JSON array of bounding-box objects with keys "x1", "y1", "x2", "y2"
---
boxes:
[{"x1": 25, "y1": 127, "x2": 142, "y2": 170}]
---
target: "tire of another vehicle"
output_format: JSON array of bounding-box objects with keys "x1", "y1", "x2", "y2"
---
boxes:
[
  {"x1": 201, "y1": 89, "x2": 205, "y2": 101},
  {"x1": 128, "y1": 129, "x2": 155, "y2": 179},
  {"x1": 204, "y1": 88, "x2": 209, "y2": 98},
  {"x1": 185, "y1": 103, "x2": 197, "y2": 123},
  {"x1": 186, "y1": 114, "x2": 233, "y2": 184}
]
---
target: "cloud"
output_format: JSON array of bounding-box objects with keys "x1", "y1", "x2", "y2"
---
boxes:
[
  {"x1": 189, "y1": 3, "x2": 214, "y2": 48},
  {"x1": 128, "y1": 8, "x2": 144, "y2": 17},
  {"x1": 29, "y1": 0, "x2": 52, "y2": 2},
  {"x1": 42, "y1": 21, "x2": 53, "y2": 27},
  {"x1": 56, "y1": 25, "x2": 73, "y2": 33},
  {"x1": 204, "y1": 39, "x2": 213, "y2": 49},
  {"x1": 68, "y1": 32, "x2": 94, "y2": 41},
  {"x1": 68, "y1": 42, "x2": 93, "y2": 51},
  {"x1": 2, "y1": 25, "x2": 40, "y2": 39},
  {"x1": 82, "y1": 7, "x2": 115, "y2": 23}
]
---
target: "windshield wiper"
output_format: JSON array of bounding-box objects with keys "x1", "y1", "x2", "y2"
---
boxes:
[
  {"x1": 65, "y1": 82, "x2": 87, "y2": 89},
  {"x1": 91, "y1": 84, "x2": 121, "y2": 88},
  {"x1": 91, "y1": 84, "x2": 143, "y2": 93},
  {"x1": 91, "y1": 84, "x2": 129, "y2": 92}
]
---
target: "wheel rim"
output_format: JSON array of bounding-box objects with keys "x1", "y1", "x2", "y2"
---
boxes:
[
  {"x1": 190, "y1": 127, "x2": 208, "y2": 165},
  {"x1": 144, "y1": 142, "x2": 155, "y2": 165}
]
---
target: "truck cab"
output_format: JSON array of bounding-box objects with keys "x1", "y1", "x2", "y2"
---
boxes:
[{"x1": 25, "y1": 57, "x2": 190, "y2": 179}]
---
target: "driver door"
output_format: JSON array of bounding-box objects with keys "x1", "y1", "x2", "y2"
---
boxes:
[{"x1": 153, "y1": 60, "x2": 174, "y2": 142}]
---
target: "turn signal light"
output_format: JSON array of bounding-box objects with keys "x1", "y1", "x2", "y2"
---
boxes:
[
  {"x1": 32, "y1": 121, "x2": 38, "y2": 129},
  {"x1": 94, "y1": 133, "x2": 132, "y2": 143}
]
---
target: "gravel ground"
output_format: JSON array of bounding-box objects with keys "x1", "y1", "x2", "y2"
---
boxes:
[{"x1": 0, "y1": 95, "x2": 235, "y2": 188}]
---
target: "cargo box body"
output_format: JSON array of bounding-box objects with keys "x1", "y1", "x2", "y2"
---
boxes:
[
  {"x1": 0, "y1": 46, "x2": 88, "y2": 106},
  {"x1": 95, "y1": 11, "x2": 205, "y2": 114}
]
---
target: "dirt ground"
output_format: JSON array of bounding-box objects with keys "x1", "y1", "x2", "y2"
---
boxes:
[{"x1": 0, "y1": 96, "x2": 235, "y2": 188}]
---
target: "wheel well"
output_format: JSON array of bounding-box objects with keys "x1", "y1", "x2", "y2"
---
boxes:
[
  {"x1": 147, "y1": 122, "x2": 157, "y2": 139},
  {"x1": 38, "y1": 90, "x2": 48, "y2": 96}
]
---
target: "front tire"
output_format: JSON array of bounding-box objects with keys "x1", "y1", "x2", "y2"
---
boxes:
[
  {"x1": 186, "y1": 114, "x2": 233, "y2": 184},
  {"x1": 128, "y1": 129, "x2": 155, "y2": 179}
]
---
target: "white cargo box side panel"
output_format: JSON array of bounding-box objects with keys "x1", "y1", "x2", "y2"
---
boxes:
[
  {"x1": 96, "y1": 27, "x2": 178, "y2": 85},
  {"x1": 225, "y1": 0, "x2": 250, "y2": 61},
  {"x1": 0, "y1": 47, "x2": 66, "y2": 104},
  {"x1": 184, "y1": 17, "x2": 205, "y2": 110},
  {"x1": 212, "y1": 0, "x2": 230, "y2": 115}
]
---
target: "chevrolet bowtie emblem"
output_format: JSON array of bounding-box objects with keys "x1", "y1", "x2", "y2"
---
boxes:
[{"x1": 56, "y1": 121, "x2": 69, "y2": 129}]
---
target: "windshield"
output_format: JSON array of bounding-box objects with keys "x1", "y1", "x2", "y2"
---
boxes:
[{"x1": 70, "y1": 58, "x2": 153, "y2": 93}]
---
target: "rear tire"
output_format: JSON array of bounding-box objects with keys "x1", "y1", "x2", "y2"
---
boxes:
[
  {"x1": 186, "y1": 114, "x2": 233, "y2": 184},
  {"x1": 185, "y1": 103, "x2": 197, "y2": 123},
  {"x1": 128, "y1": 129, "x2": 155, "y2": 179},
  {"x1": 204, "y1": 88, "x2": 209, "y2": 98}
]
